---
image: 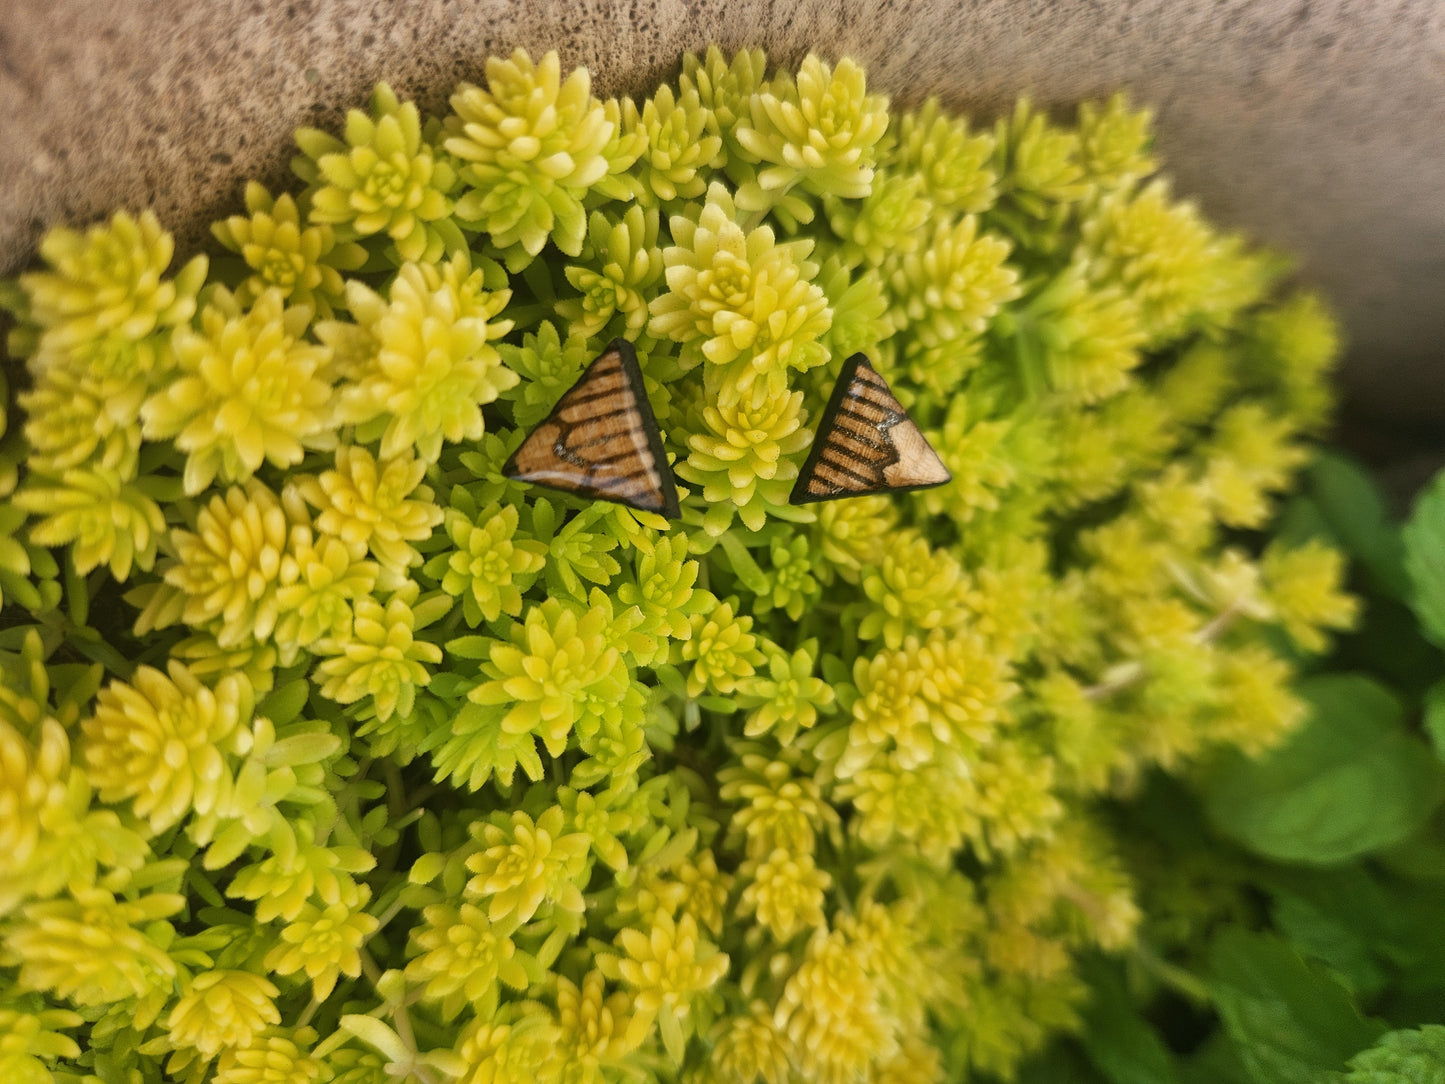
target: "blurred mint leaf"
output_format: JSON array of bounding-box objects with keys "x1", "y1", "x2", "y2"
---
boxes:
[
  {"x1": 1275, "y1": 494, "x2": 1334, "y2": 550},
  {"x1": 1078, "y1": 958, "x2": 1181, "y2": 1084},
  {"x1": 1270, "y1": 892, "x2": 1389, "y2": 999},
  {"x1": 1181, "y1": 1032, "x2": 1259, "y2": 1084},
  {"x1": 1016, "y1": 1042, "x2": 1111, "y2": 1084},
  {"x1": 1402, "y1": 468, "x2": 1445, "y2": 648},
  {"x1": 1342, "y1": 1025, "x2": 1445, "y2": 1084},
  {"x1": 1308, "y1": 453, "x2": 1410, "y2": 602},
  {"x1": 1207, "y1": 928, "x2": 1386, "y2": 1084},
  {"x1": 1423, "y1": 681, "x2": 1445, "y2": 764},
  {"x1": 1328, "y1": 596, "x2": 1444, "y2": 702},
  {"x1": 1203, "y1": 675, "x2": 1442, "y2": 865},
  {"x1": 1256, "y1": 863, "x2": 1445, "y2": 1003}
]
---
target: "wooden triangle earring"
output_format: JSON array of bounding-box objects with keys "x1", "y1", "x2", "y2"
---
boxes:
[
  {"x1": 790, "y1": 353, "x2": 951, "y2": 504},
  {"x1": 504, "y1": 338, "x2": 682, "y2": 518}
]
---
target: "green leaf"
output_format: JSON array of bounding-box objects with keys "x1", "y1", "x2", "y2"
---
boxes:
[
  {"x1": 1180, "y1": 1032, "x2": 1259, "y2": 1084},
  {"x1": 204, "y1": 819, "x2": 257, "y2": 870},
  {"x1": 658, "y1": 1003, "x2": 687, "y2": 1066},
  {"x1": 409, "y1": 852, "x2": 447, "y2": 885},
  {"x1": 1422, "y1": 681, "x2": 1445, "y2": 765},
  {"x1": 184, "y1": 868, "x2": 227, "y2": 909},
  {"x1": 1330, "y1": 597, "x2": 1442, "y2": 701},
  {"x1": 1402, "y1": 468, "x2": 1445, "y2": 647},
  {"x1": 1308, "y1": 453, "x2": 1410, "y2": 601},
  {"x1": 0, "y1": 568, "x2": 42, "y2": 613},
  {"x1": 412, "y1": 591, "x2": 455, "y2": 629},
  {"x1": 340, "y1": 1014, "x2": 411, "y2": 1063},
  {"x1": 1343, "y1": 1025, "x2": 1445, "y2": 1083},
  {"x1": 376, "y1": 968, "x2": 408, "y2": 1003},
  {"x1": 1017, "y1": 1043, "x2": 1111, "y2": 1084},
  {"x1": 422, "y1": 1049, "x2": 468, "y2": 1078},
  {"x1": 1274, "y1": 494, "x2": 1334, "y2": 550},
  {"x1": 1077, "y1": 958, "x2": 1181, "y2": 1084},
  {"x1": 717, "y1": 531, "x2": 772, "y2": 596},
  {"x1": 258, "y1": 680, "x2": 311, "y2": 726},
  {"x1": 265, "y1": 732, "x2": 343, "y2": 767},
  {"x1": 1376, "y1": 832, "x2": 1445, "y2": 883},
  {"x1": 1208, "y1": 928, "x2": 1386, "y2": 1084},
  {"x1": 428, "y1": 673, "x2": 471, "y2": 700},
  {"x1": 1254, "y1": 863, "x2": 1445, "y2": 1005},
  {"x1": 1270, "y1": 892, "x2": 1388, "y2": 1000},
  {"x1": 445, "y1": 635, "x2": 494, "y2": 661},
  {"x1": 65, "y1": 551, "x2": 88, "y2": 627},
  {"x1": 696, "y1": 695, "x2": 739, "y2": 713},
  {"x1": 1203, "y1": 675, "x2": 1442, "y2": 864}
]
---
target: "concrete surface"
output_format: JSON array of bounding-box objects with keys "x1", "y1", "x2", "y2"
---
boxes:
[{"x1": 1, "y1": 0, "x2": 1441, "y2": 425}]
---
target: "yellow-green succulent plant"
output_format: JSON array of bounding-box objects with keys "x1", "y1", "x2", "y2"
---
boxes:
[{"x1": 0, "y1": 45, "x2": 1356, "y2": 1084}]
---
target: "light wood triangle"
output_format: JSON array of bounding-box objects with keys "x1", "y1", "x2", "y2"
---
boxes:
[{"x1": 504, "y1": 339, "x2": 681, "y2": 518}]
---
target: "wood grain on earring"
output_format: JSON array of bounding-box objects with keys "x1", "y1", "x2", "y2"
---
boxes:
[
  {"x1": 504, "y1": 339, "x2": 681, "y2": 518},
  {"x1": 790, "y1": 353, "x2": 951, "y2": 504}
]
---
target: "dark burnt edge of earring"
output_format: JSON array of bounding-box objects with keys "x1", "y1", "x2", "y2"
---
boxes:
[{"x1": 609, "y1": 337, "x2": 682, "y2": 519}]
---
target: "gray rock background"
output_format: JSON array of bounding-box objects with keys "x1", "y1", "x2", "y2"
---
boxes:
[{"x1": 2, "y1": 0, "x2": 1442, "y2": 428}]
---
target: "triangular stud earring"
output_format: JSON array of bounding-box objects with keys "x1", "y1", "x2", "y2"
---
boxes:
[
  {"x1": 790, "y1": 353, "x2": 951, "y2": 504},
  {"x1": 504, "y1": 338, "x2": 682, "y2": 518}
]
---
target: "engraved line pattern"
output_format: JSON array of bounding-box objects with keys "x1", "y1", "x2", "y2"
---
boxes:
[
  {"x1": 790, "y1": 354, "x2": 951, "y2": 504},
  {"x1": 505, "y1": 345, "x2": 672, "y2": 513},
  {"x1": 805, "y1": 367, "x2": 907, "y2": 496}
]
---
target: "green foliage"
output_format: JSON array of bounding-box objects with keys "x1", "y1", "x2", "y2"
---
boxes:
[
  {"x1": 731, "y1": 54, "x2": 890, "y2": 221},
  {"x1": 1075, "y1": 959, "x2": 1180, "y2": 1084},
  {"x1": 1302, "y1": 452, "x2": 1409, "y2": 602},
  {"x1": 1026, "y1": 453, "x2": 1445, "y2": 1084},
  {"x1": 0, "y1": 45, "x2": 1360, "y2": 1084},
  {"x1": 557, "y1": 206, "x2": 663, "y2": 340},
  {"x1": 1208, "y1": 928, "x2": 1388, "y2": 1084},
  {"x1": 1202, "y1": 675, "x2": 1441, "y2": 864},
  {"x1": 444, "y1": 49, "x2": 613, "y2": 267},
  {"x1": 1402, "y1": 468, "x2": 1445, "y2": 647},
  {"x1": 1341, "y1": 1026, "x2": 1445, "y2": 1084},
  {"x1": 294, "y1": 82, "x2": 461, "y2": 264},
  {"x1": 650, "y1": 181, "x2": 831, "y2": 398},
  {"x1": 210, "y1": 181, "x2": 367, "y2": 319}
]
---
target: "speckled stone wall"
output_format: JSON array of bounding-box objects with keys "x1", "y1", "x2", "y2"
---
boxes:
[{"x1": 1, "y1": 0, "x2": 1441, "y2": 423}]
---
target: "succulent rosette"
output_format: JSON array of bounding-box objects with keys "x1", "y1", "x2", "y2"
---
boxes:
[{"x1": 0, "y1": 46, "x2": 1379, "y2": 1084}]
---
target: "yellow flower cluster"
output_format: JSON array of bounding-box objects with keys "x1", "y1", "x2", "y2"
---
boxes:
[{"x1": 0, "y1": 47, "x2": 1352, "y2": 1084}]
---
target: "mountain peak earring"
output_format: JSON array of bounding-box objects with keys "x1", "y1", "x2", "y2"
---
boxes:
[
  {"x1": 504, "y1": 338, "x2": 682, "y2": 518},
  {"x1": 790, "y1": 353, "x2": 951, "y2": 504}
]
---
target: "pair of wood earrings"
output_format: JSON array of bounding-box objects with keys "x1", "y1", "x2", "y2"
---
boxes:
[{"x1": 503, "y1": 339, "x2": 951, "y2": 518}]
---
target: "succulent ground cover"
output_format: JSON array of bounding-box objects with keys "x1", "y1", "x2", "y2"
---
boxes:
[
  {"x1": 1035, "y1": 451, "x2": 1445, "y2": 1084},
  {"x1": 0, "y1": 45, "x2": 1386, "y2": 1084}
]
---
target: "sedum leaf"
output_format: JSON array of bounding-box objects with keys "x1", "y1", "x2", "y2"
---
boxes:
[{"x1": 340, "y1": 1013, "x2": 412, "y2": 1063}]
